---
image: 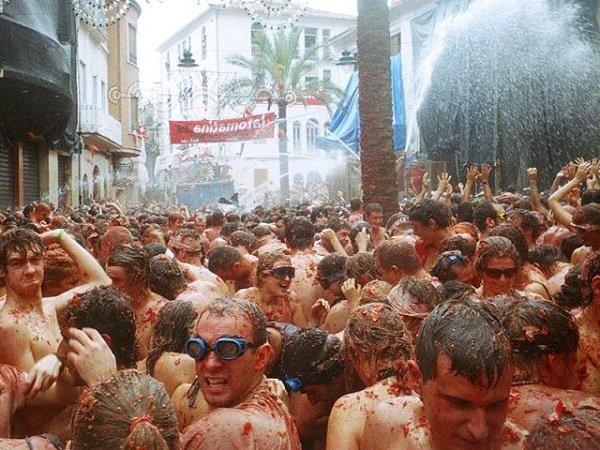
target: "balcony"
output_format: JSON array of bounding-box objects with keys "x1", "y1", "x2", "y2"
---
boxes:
[{"x1": 80, "y1": 105, "x2": 123, "y2": 147}]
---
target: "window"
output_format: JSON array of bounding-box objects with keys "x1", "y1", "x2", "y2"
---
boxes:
[
  {"x1": 188, "y1": 36, "x2": 192, "y2": 52},
  {"x1": 322, "y1": 28, "x2": 331, "y2": 60},
  {"x1": 128, "y1": 23, "x2": 138, "y2": 64},
  {"x1": 304, "y1": 27, "x2": 317, "y2": 59},
  {"x1": 251, "y1": 23, "x2": 264, "y2": 57},
  {"x1": 79, "y1": 61, "x2": 87, "y2": 105},
  {"x1": 101, "y1": 81, "x2": 106, "y2": 111},
  {"x1": 323, "y1": 70, "x2": 331, "y2": 83},
  {"x1": 305, "y1": 76, "x2": 318, "y2": 86},
  {"x1": 92, "y1": 75, "x2": 98, "y2": 107},
  {"x1": 201, "y1": 70, "x2": 208, "y2": 108},
  {"x1": 201, "y1": 27, "x2": 207, "y2": 59},
  {"x1": 130, "y1": 96, "x2": 139, "y2": 133},
  {"x1": 306, "y1": 118, "x2": 319, "y2": 150},
  {"x1": 293, "y1": 121, "x2": 301, "y2": 151},
  {"x1": 390, "y1": 32, "x2": 402, "y2": 56}
]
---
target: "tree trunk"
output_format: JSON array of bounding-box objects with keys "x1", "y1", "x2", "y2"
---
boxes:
[
  {"x1": 278, "y1": 102, "x2": 290, "y2": 203},
  {"x1": 356, "y1": 0, "x2": 398, "y2": 218}
]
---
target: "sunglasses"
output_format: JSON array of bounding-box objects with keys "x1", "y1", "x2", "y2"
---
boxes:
[
  {"x1": 184, "y1": 337, "x2": 257, "y2": 361},
  {"x1": 483, "y1": 267, "x2": 519, "y2": 279},
  {"x1": 264, "y1": 266, "x2": 295, "y2": 279}
]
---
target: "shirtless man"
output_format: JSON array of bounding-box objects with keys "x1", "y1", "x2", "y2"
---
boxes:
[
  {"x1": 0, "y1": 228, "x2": 110, "y2": 435},
  {"x1": 149, "y1": 255, "x2": 223, "y2": 313},
  {"x1": 180, "y1": 298, "x2": 301, "y2": 449},
  {"x1": 574, "y1": 251, "x2": 600, "y2": 394},
  {"x1": 374, "y1": 240, "x2": 427, "y2": 287},
  {"x1": 168, "y1": 228, "x2": 208, "y2": 267},
  {"x1": 105, "y1": 244, "x2": 166, "y2": 359},
  {"x1": 207, "y1": 245, "x2": 257, "y2": 293},
  {"x1": 473, "y1": 202, "x2": 499, "y2": 240},
  {"x1": 363, "y1": 299, "x2": 525, "y2": 450},
  {"x1": 97, "y1": 225, "x2": 134, "y2": 266},
  {"x1": 364, "y1": 203, "x2": 387, "y2": 246},
  {"x1": 203, "y1": 210, "x2": 224, "y2": 242},
  {"x1": 285, "y1": 218, "x2": 324, "y2": 319},
  {"x1": 499, "y1": 298, "x2": 600, "y2": 431},
  {"x1": 326, "y1": 303, "x2": 413, "y2": 450},
  {"x1": 571, "y1": 203, "x2": 600, "y2": 266},
  {"x1": 408, "y1": 199, "x2": 455, "y2": 271},
  {"x1": 528, "y1": 244, "x2": 572, "y2": 296},
  {"x1": 348, "y1": 198, "x2": 364, "y2": 228}
]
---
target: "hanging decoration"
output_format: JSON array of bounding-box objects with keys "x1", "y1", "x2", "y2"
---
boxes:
[
  {"x1": 241, "y1": 0, "x2": 307, "y2": 30},
  {"x1": 71, "y1": 0, "x2": 131, "y2": 28}
]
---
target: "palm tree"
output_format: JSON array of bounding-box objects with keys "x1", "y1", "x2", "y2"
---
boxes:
[
  {"x1": 356, "y1": 0, "x2": 398, "y2": 217},
  {"x1": 220, "y1": 28, "x2": 342, "y2": 202}
]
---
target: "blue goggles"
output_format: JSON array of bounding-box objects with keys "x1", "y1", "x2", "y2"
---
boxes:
[
  {"x1": 284, "y1": 377, "x2": 304, "y2": 392},
  {"x1": 184, "y1": 337, "x2": 257, "y2": 361}
]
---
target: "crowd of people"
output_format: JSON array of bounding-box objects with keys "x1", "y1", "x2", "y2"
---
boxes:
[{"x1": 0, "y1": 158, "x2": 599, "y2": 449}]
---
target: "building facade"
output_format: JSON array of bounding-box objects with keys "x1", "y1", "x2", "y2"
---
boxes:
[{"x1": 155, "y1": 5, "x2": 355, "y2": 208}]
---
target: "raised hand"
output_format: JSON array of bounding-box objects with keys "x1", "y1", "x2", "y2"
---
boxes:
[
  {"x1": 341, "y1": 278, "x2": 362, "y2": 305},
  {"x1": 527, "y1": 167, "x2": 538, "y2": 182},
  {"x1": 466, "y1": 166, "x2": 480, "y2": 182},
  {"x1": 310, "y1": 299, "x2": 331, "y2": 327},
  {"x1": 436, "y1": 172, "x2": 452, "y2": 193},
  {"x1": 480, "y1": 164, "x2": 492, "y2": 181},
  {"x1": 574, "y1": 162, "x2": 593, "y2": 183}
]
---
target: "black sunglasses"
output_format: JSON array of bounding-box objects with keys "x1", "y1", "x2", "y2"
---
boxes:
[{"x1": 483, "y1": 267, "x2": 518, "y2": 279}]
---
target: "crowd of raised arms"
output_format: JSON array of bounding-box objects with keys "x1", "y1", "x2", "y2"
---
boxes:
[{"x1": 0, "y1": 158, "x2": 599, "y2": 450}]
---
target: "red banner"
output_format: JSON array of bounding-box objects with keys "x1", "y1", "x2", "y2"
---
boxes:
[{"x1": 169, "y1": 113, "x2": 276, "y2": 144}]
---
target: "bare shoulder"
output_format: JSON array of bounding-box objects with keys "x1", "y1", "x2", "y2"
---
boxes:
[{"x1": 500, "y1": 421, "x2": 527, "y2": 449}]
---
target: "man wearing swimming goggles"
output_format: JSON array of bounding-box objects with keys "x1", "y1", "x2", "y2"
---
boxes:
[{"x1": 181, "y1": 297, "x2": 300, "y2": 449}]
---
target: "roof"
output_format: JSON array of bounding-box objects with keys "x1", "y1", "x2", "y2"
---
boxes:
[{"x1": 157, "y1": 3, "x2": 355, "y2": 52}]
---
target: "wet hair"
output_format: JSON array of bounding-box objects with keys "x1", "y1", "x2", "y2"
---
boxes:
[
  {"x1": 280, "y1": 327, "x2": 344, "y2": 385},
  {"x1": 407, "y1": 199, "x2": 452, "y2": 228},
  {"x1": 561, "y1": 234, "x2": 584, "y2": 261},
  {"x1": 555, "y1": 266, "x2": 585, "y2": 309},
  {"x1": 345, "y1": 252, "x2": 379, "y2": 282},
  {"x1": 58, "y1": 286, "x2": 137, "y2": 368},
  {"x1": 146, "y1": 301, "x2": 198, "y2": 377},
  {"x1": 489, "y1": 225, "x2": 529, "y2": 263},
  {"x1": 285, "y1": 217, "x2": 315, "y2": 250},
  {"x1": 211, "y1": 210, "x2": 225, "y2": 226},
  {"x1": 436, "y1": 280, "x2": 476, "y2": 301},
  {"x1": 225, "y1": 212, "x2": 241, "y2": 223},
  {"x1": 167, "y1": 212, "x2": 184, "y2": 226},
  {"x1": 350, "y1": 198, "x2": 362, "y2": 211},
  {"x1": 107, "y1": 244, "x2": 150, "y2": 290},
  {"x1": 528, "y1": 245, "x2": 566, "y2": 273},
  {"x1": 526, "y1": 407, "x2": 600, "y2": 450},
  {"x1": 145, "y1": 243, "x2": 168, "y2": 259},
  {"x1": 256, "y1": 250, "x2": 292, "y2": 286},
  {"x1": 431, "y1": 251, "x2": 469, "y2": 283},
  {"x1": 317, "y1": 253, "x2": 347, "y2": 279},
  {"x1": 416, "y1": 299, "x2": 511, "y2": 388},
  {"x1": 473, "y1": 202, "x2": 498, "y2": 232},
  {"x1": 573, "y1": 203, "x2": 600, "y2": 227},
  {"x1": 582, "y1": 251, "x2": 600, "y2": 286},
  {"x1": 582, "y1": 189, "x2": 600, "y2": 206},
  {"x1": 71, "y1": 370, "x2": 179, "y2": 450},
  {"x1": 344, "y1": 303, "x2": 412, "y2": 382},
  {"x1": 252, "y1": 223, "x2": 273, "y2": 238},
  {"x1": 229, "y1": 230, "x2": 257, "y2": 253},
  {"x1": 364, "y1": 203, "x2": 383, "y2": 216},
  {"x1": 440, "y1": 235, "x2": 477, "y2": 258},
  {"x1": 388, "y1": 277, "x2": 442, "y2": 311},
  {"x1": 456, "y1": 202, "x2": 474, "y2": 223},
  {"x1": 520, "y1": 211, "x2": 545, "y2": 239},
  {"x1": 500, "y1": 299, "x2": 578, "y2": 378},
  {"x1": 149, "y1": 255, "x2": 187, "y2": 300},
  {"x1": 0, "y1": 227, "x2": 44, "y2": 269},
  {"x1": 199, "y1": 297, "x2": 267, "y2": 346},
  {"x1": 220, "y1": 221, "x2": 243, "y2": 238},
  {"x1": 326, "y1": 217, "x2": 349, "y2": 233},
  {"x1": 42, "y1": 245, "x2": 80, "y2": 297},
  {"x1": 475, "y1": 236, "x2": 521, "y2": 273},
  {"x1": 207, "y1": 245, "x2": 242, "y2": 274},
  {"x1": 373, "y1": 240, "x2": 421, "y2": 274},
  {"x1": 100, "y1": 226, "x2": 134, "y2": 249},
  {"x1": 310, "y1": 206, "x2": 327, "y2": 224}
]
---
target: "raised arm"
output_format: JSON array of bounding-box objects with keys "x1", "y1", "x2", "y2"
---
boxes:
[
  {"x1": 462, "y1": 166, "x2": 479, "y2": 202},
  {"x1": 480, "y1": 164, "x2": 493, "y2": 202},
  {"x1": 548, "y1": 162, "x2": 592, "y2": 228},
  {"x1": 320, "y1": 229, "x2": 348, "y2": 256},
  {"x1": 527, "y1": 167, "x2": 542, "y2": 212},
  {"x1": 431, "y1": 172, "x2": 452, "y2": 202},
  {"x1": 41, "y1": 229, "x2": 111, "y2": 311}
]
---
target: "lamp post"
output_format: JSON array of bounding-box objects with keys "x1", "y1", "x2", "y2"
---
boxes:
[{"x1": 178, "y1": 49, "x2": 199, "y2": 68}]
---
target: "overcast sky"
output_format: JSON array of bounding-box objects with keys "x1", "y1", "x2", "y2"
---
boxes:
[{"x1": 138, "y1": 0, "x2": 357, "y2": 95}]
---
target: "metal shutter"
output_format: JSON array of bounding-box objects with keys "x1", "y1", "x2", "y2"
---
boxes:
[
  {"x1": 0, "y1": 146, "x2": 14, "y2": 207},
  {"x1": 22, "y1": 142, "x2": 39, "y2": 204}
]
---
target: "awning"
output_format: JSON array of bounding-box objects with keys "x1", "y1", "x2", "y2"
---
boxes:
[{"x1": 316, "y1": 54, "x2": 406, "y2": 153}]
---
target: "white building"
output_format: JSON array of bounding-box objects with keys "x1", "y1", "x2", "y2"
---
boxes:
[
  {"x1": 155, "y1": 4, "x2": 355, "y2": 208},
  {"x1": 77, "y1": 23, "x2": 123, "y2": 204}
]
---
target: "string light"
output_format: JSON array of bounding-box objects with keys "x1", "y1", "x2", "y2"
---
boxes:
[
  {"x1": 71, "y1": 0, "x2": 132, "y2": 29},
  {"x1": 242, "y1": 0, "x2": 307, "y2": 30}
]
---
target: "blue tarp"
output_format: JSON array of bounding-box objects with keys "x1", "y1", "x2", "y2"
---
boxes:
[{"x1": 316, "y1": 54, "x2": 406, "y2": 153}]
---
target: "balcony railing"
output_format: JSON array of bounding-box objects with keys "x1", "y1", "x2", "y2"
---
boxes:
[{"x1": 80, "y1": 105, "x2": 123, "y2": 147}]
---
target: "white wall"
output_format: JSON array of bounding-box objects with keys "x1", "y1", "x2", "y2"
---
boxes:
[{"x1": 78, "y1": 25, "x2": 109, "y2": 112}]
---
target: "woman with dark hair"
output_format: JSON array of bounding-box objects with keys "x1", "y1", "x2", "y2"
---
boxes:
[
  {"x1": 145, "y1": 300, "x2": 198, "y2": 396},
  {"x1": 71, "y1": 370, "x2": 180, "y2": 450},
  {"x1": 235, "y1": 250, "x2": 307, "y2": 327},
  {"x1": 475, "y1": 236, "x2": 523, "y2": 298}
]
